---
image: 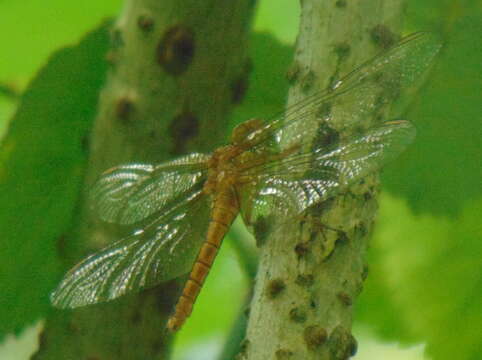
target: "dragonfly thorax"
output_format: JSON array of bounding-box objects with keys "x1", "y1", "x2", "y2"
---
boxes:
[{"x1": 203, "y1": 145, "x2": 243, "y2": 195}]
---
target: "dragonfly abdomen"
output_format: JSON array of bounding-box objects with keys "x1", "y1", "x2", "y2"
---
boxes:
[{"x1": 167, "y1": 188, "x2": 239, "y2": 332}]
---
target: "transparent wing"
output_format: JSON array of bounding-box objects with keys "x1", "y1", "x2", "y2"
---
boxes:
[
  {"x1": 238, "y1": 120, "x2": 415, "y2": 225},
  {"x1": 91, "y1": 153, "x2": 209, "y2": 224},
  {"x1": 51, "y1": 189, "x2": 211, "y2": 308},
  {"x1": 235, "y1": 32, "x2": 442, "y2": 155}
]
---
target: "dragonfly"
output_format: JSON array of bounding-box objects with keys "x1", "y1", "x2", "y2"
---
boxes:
[{"x1": 51, "y1": 32, "x2": 442, "y2": 331}]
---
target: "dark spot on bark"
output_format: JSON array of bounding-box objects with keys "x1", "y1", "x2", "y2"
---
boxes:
[
  {"x1": 355, "y1": 280, "x2": 364, "y2": 295},
  {"x1": 363, "y1": 191, "x2": 373, "y2": 202},
  {"x1": 38, "y1": 330, "x2": 47, "y2": 348},
  {"x1": 253, "y1": 215, "x2": 272, "y2": 247},
  {"x1": 370, "y1": 25, "x2": 397, "y2": 50},
  {"x1": 169, "y1": 110, "x2": 199, "y2": 154},
  {"x1": 328, "y1": 325, "x2": 357, "y2": 359},
  {"x1": 337, "y1": 292, "x2": 352, "y2": 306},
  {"x1": 115, "y1": 97, "x2": 135, "y2": 123},
  {"x1": 138, "y1": 15, "x2": 154, "y2": 32},
  {"x1": 354, "y1": 222, "x2": 367, "y2": 237},
  {"x1": 312, "y1": 124, "x2": 339, "y2": 151},
  {"x1": 231, "y1": 75, "x2": 249, "y2": 104},
  {"x1": 304, "y1": 325, "x2": 327, "y2": 350},
  {"x1": 301, "y1": 70, "x2": 316, "y2": 93},
  {"x1": 336, "y1": 230, "x2": 349, "y2": 244},
  {"x1": 286, "y1": 61, "x2": 301, "y2": 83},
  {"x1": 266, "y1": 278, "x2": 286, "y2": 299},
  {"x1": 309, "y1": 298, "x2": 317, "y2": 308},
  {"x1": 295, "y1": 242, "x2": 310, "y2": 258},
  {"x1": 157, "y1": 25, "x2": 195, "y2": 76},
  {"x1": 237, "y1": 338, "x2": 250, "y2": 358},
  {"x1": 334, "y1": 42, "x2": 351, "y2": 62},
  {"x1": 335, "y1": 0, "x2": 347, "y2": 8},
  {"x1": 275, "y1": 348, "x2": 294, "y2": 359},
  {"x1": 310, "y1": 198, "x2": 335, "y2": 217},
  {"x1": 289, "y1": 306, "x2": 307, "y2": 323},
  {"x1": 296, "y1": 273, "x2": 314, "y2": 287}
]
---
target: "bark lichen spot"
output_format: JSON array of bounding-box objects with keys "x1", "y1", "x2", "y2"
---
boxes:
[
  {"x1": 304, "y1": 325, "x2": 327, "y2": 351},
  {"x1": 275, "y1": 348, "x2": 294, "y2": 359},
  {"x1": 115, "y1": 97, "x2": 135, "y2": 123},
  {"x1": 337, "y1": 291, "x2": 352, "y2": 306},
  {"x1": 328, "y1": 325, "x2": 358, "y2": 359},
  {"x1": 301, "y1": 70, "x2": 316, "y2": 93},
  {"x1": 169, "y1": 109, "x2": 199, "y2": 154},
  {"x1": 253, "y1": 215, "x2": 272, "y2": 247},
  {"x1": 138, "y1": 15, "x2": 154, "y2": 32},
  {"x1": 370, "y1": 25, "x2": 397, "y2": 50},
  {"x1": 237, "y1": 338, "x2": 250, "y2": 358},
  {"x1": 295, "y1": 241, "x2": 310, "y2": 258},
  {"x1": 157, "y1": 25, "x2": 195, "y2": 76},
  {"x1": 266, "y1": 278, "x2": 286, "y2": 299},
  {"x1": 289, "y1": 306, "x2": 307, "y2": 323},
  {"x1": 334, "y1": 42, "x2": 351, "y2": 62},
  {"x1": 295, "y1": 273, "x2": 314, "y2": 287},
  {"x1": 286, "y1": 61, "x2": 301, "y2": 84}
]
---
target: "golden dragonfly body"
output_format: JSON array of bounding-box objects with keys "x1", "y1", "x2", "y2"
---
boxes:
[{"x1": 51, "y1": 33, "x2": 442, "y2": 332}]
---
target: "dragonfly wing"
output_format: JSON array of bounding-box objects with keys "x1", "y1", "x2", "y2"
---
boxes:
[
  {"x1": 235, "y1": 32, "x2": 441, "y2": 154},
  {"x1": 51, "y1": 189, "x2": 211, "y2": 309},
  {"x1": 239, "y1": 120, "x2": 415, "y2": 226},
  {"x1": 91, "y1": 153, "x2": 209, "y2": 224}
]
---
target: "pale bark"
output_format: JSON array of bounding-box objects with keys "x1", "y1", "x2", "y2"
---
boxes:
[
  {"x1": 33, "y1": 0, "x2": 255, "y2": 359},
  {"x1": 243, "y1": 2, "x2": 405, "y2": 360}
]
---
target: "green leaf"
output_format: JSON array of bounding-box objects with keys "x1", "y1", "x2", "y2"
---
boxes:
[
  {"x1": 253, "y1": 0, "x2": 300, "y2": 45},
  {"x1": 383, "y1": 7, "x2": 482, "y2": 216},
  {"x1": 0, "y1": 22, "x2": 110, "y2": 338},
  {"x1": 229, "y1": 32, "x2": 293, "y2": 133},
  {"x1": 0, "y1": 0, "x2": 120, "y2": 84},
  {"x1": 356, "y1": 193, "x2": 482, "y2": 360}
]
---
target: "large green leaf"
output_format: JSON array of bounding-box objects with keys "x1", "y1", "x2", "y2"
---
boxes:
[
  {"x1": 0, "y1": 0, "x2": 119, "y2": 83},
  {"x1": 0, "y1": 22, "x2": 110, "y2": 338},
  {"x1": 357, "y1": 194, "x2": 482, "y2": 360},
  {"x1": 382, "y1": 6, "x2": 482, "y2": 216}
]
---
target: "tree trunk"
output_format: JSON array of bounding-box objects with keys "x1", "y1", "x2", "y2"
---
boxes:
[
  {"x1": 243, "y1": 1, "x2": 405, "y2": 360},
  {"x1": 33, "y1": 0, "x2": 255, "y2": 359}
]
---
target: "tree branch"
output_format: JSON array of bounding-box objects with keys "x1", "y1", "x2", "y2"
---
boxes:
[
  {"x1": 33, "y1": 0, "x2": 255, "y2": 359},
  {"x1": 243, "y1": 1, "x2": 405, "y2": 359}
]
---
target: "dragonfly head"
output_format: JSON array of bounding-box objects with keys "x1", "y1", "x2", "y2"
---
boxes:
[{"x1": 231, "y1": 118, "x2": 264, "y2": 145}]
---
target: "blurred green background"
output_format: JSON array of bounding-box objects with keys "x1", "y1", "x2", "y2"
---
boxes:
[{"x1": 0, "y1": 0, "x2": 480, "y2": 359}]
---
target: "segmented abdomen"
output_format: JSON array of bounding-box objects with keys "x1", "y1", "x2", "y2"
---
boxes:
[{"x1": 167, "y1": 188, "x2": 239, "y2": 331}]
